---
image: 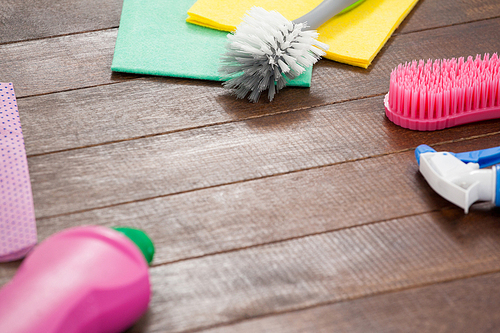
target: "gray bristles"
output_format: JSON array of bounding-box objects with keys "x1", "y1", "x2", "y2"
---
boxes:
[{"x1": 220, "y1": 7, "x2": 329, "y2": 103}]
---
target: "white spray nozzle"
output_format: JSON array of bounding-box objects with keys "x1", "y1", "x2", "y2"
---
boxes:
[{"x1": 416, "y1": 145, "x2": 497, "y2": 213}]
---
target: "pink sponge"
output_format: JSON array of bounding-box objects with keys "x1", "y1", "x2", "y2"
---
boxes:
[{"x1": 0, "y1": 83, "x2": 37, "y2": 262}]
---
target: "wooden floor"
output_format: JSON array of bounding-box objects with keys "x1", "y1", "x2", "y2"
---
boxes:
[{"x1": 2, "y1": 0, "x2": 500, "y2": 332}]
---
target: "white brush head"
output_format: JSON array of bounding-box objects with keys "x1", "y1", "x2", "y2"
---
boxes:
[{"x1": 220, "y1": 7, "x2": 329, "y2": 103}]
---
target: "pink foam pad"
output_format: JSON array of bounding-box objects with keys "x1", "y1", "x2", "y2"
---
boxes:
[{"x1": 0, "y1": 83, "x2": 37, "y2": 262}]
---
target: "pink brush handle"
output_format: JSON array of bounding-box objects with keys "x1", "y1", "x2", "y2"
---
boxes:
[
  {"x1": 0, "y1": 225, "x2": 151, "y2": 333},
  {"x1": 385, "y1": 94, "x2": 500, "y2": 131}
]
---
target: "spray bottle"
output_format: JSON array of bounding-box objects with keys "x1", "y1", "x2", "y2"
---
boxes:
[{"x1": 415, "y1": 144, "x2": 500, "y2": 213}]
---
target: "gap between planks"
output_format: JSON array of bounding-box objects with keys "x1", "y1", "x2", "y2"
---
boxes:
[
  {"x1": 11, "y1": 16, "x2": 500, "y2": 156},
  {"x1": 392, "y1": 14, "x2": 500, "y2": 36},
  {"x1": 25, "y1": 92, "x2": 387, "y2": 158},
  {"x1": 131, "y1": 207, "x2": 500, "y2": 332},
  {"x1": 148, "y1": 207, "x2": 448, "y2": 267},
  {"x1": 2, "y1": 9, "x2": 498, "y2": 46},
  {"x1": 33, "y1": 130, "x2": 500, "y2": 221},
  {"x1": 181, "y1": 269, "x2": 500, "y2": 333},
  {"x1": 9, "y1": 18, "x2": 500, "y2": 157},
  {"x1": 0, "y1": 27, "x2": 119, "y2": 47}
]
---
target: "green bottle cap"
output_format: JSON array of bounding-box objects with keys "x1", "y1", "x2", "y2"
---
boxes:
[{"x1": 112, "y1": 227, "x2": 155, "y2": 264}]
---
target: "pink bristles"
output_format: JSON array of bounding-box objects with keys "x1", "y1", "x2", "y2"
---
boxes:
[{"x1": 384, "y1": 53, "x2": 500, "y2": 131}]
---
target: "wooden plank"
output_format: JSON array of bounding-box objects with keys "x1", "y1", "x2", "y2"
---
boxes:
[
  {"x1": 0, "y1": 262, "x2": 21, "y2": 288},
  {"x1": 15, "y1": 17, "x2": 500, "y2": 155},
  {"x1": 312, "y1": 17, "x2": 500, "y2": 97},
  {"x1": 33, "y1": 150, "x2": 443, "y2": 264},
  {"x1": 7, "y1": 210, "x2": 500, "y2": 332},
  {"x1": 1, "y1": 0, "x2": 499, "y2": 45},
  {"x1": 34, "y1": 134, "x2": 499, "y2": 264},
  {"x1": 27, "y1": 95, "x2": 500, "y2": 218},
  {"x1": 128, "y1": 209, "x2": 500, "y2": 332},
  {"x1": 1, "y1": 1, "x2": 499, "y2": 332},
  {"x1": 197, "y1": 272, "x2": 500, "y2": 333},
  {"x1": 19, "y1": 77, "x2": 222, "y2": 155},
  {"x1": 0, "y1": 0, "x2": 122, "y2": 44},
  {"x1": 2, "y1": 14, "x2": 499, "y2": 99},
  {"x1": 0, "y1": 29, "x2": 136, "y2": 98},
  {"x1": 398, "y1": 0, "x2": 500, "y2": 34}
]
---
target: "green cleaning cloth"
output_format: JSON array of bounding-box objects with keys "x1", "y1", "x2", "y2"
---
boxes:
[{"x1": 111, "y1": 0, "x2": 312, "y2": 86}]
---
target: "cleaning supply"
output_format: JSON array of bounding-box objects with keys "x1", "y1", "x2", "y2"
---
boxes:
[
  {"x1": 0, "y1": 82, "x2": 37, "y2": 262},
  {"x1": 0, "y1": 225, "x2": 155, "y2": 333},
  {"x1": 111, "y1": 0, "x2": 312, "y2": 87},
  {"x1": 385, "y1": 53, "x2": 500, "y2": 131},
  {"x1": 219, "y1": 0, "x2": 363, "y2": 102},
  {"x1": 187, "y1": 0, "x2": 419, "y2": 68},
  {"x1": 415, "y1": 144, "x2": 500, "y2": 213}
]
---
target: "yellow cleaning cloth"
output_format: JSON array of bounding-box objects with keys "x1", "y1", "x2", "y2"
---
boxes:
[{"x1": 187, "y1": 0, "x2": 418, "y2": 68}]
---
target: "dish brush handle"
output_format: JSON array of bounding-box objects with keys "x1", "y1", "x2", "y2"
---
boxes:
[{"x1": 293, "y1": 0, "x2": 364, "y2": 29}]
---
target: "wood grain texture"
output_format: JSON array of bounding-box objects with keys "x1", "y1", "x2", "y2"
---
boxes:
[
  {"x1": 0, "y1": 29, "x2": 135, "y2": 98},
  {"x1": 0, "y1": 262, "x2": 21, "y2": 288},
  {"x1": 1, "y1": 3, "x2": 499, "y2": 99},
  {"x1": 2, "y1": 1, "x2": 500, "y2": 333},
  {"x1": 1, "y1": 0, "x2": 499, "y2": 45},
  {"x1": 199, "y1": 272, "x2": 500, "y2": 333},
  {"x1": 26, "y1": 96, "x2": 500, "y2": 218},
  {"x1": 398, "y1": 0, "x2": 500, "y2": 34},
  {"x1": 33, "y1": 150, "x2": 445, "y2": 265},
  {"x1": 15, "y1": 18, "x2": 500, "y2": 156},
  {"x1": 0, "y1": 0, "x2": 122, "y2": 44},
  {"x1": 34, "y1": 134, "x2": 499, "y2": 265},
  {"x1": 127, "y1": 209, "x2": 500, "y2": 332},
  {"x1": 0, "y1": 0, "x2": 123, "y2": 44},
  {"x1": 311, "y1": 17, "x2": 500, "y2": 110}
]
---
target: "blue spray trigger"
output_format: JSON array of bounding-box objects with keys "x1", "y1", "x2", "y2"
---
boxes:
[
  {"x1": 415, "y1": 144, "x2": 436, "y2": 165},
  {"x1": 452, "y1": 146, "x2": 500, "y2": 168},
  {"x1": 495, "y1": 165, "x2": 500, "y2": 207}
]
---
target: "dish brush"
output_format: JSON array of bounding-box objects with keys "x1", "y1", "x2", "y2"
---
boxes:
[
  {"x1": 385, "y1": 53, "x2": 500, "y2": 131},
  {"x1": 220, "y1": 0, "x2": 365, "y2": 102}
]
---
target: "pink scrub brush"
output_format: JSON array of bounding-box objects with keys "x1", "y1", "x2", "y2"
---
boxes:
[{"x1": 384, "y1": 53, "x2": 500, "y2": 131}]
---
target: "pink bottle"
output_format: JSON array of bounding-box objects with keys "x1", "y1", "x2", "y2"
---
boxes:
[{"x1": 0, "y1": 225, "x2": 155, "y2": 333}]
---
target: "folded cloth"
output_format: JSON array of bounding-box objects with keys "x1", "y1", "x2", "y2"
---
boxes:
[
  {"x1": 111, "y1": 0, "x2": 312, "y2": 86},
  {"x1": 187, "y1": 0, "x2": 419, "y2": 68},
  {"x1": 0, "y1": 83, "x2": 37, "y2": 262}
]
